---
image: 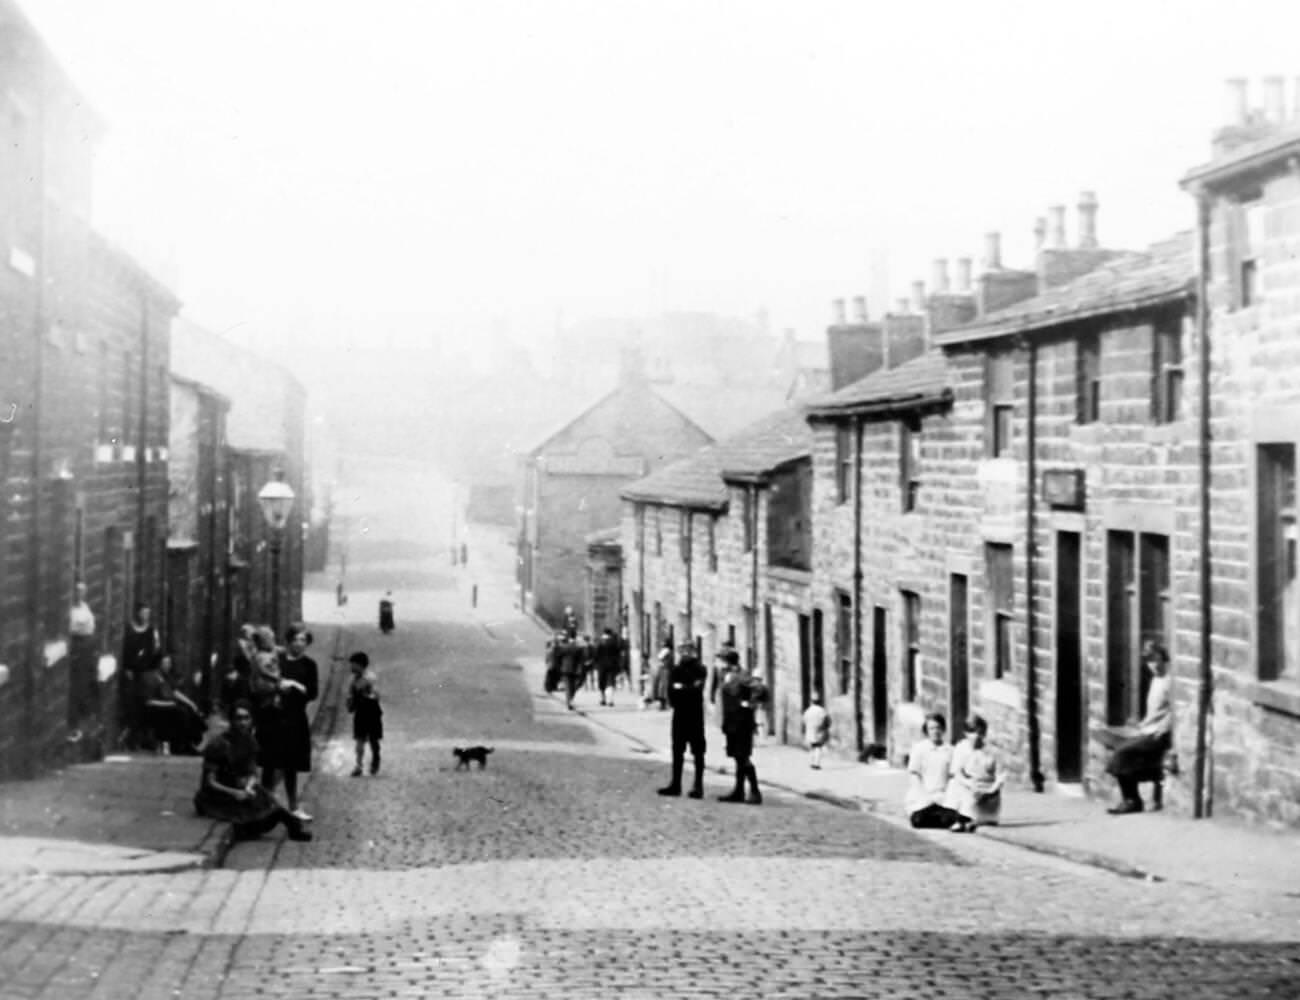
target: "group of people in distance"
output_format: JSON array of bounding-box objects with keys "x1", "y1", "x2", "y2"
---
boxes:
[
  {"x1": 544, "y1": 622, "x2": 630, "y2": 710},
  {"x1": 656, "y1": 643, "x2": 769, "y2": 804}
]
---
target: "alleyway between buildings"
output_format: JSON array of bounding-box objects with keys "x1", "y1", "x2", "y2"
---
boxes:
[{"x1": 1, "y1": 457, "x2": 1298, "y2": 998}]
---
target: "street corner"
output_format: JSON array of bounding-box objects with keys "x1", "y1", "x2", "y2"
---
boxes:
[{"x1": 0, "y1": 835, "x2": 209, "y2": 876}]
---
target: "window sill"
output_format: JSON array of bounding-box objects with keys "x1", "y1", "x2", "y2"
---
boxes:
[
  {"x1": 979, "y1": 678, "x2": 1021, "y2": 709},
  {"x1": 1249, "y1": 679, "x2": 1300, "y2": 719},
  {"x1": 768, "y1": 565, "x2": 812, "y2": 585}
]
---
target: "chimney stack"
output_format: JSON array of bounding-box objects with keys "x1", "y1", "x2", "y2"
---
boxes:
[
  {"x1": 955, "y1": 257, "x2": 973, "y2": 293},
  {"x1": 832, "y1": 298, "x2": 847, "y2": 325},
  {"x1": 931, "y1": 259, "x2": 950, "y2": 294},
  {"x1": 1264, "y1": 74, "x2": 1286, "y2": 123},
  {"x1": 1033, "y1": 217, "x2": 1047, "y2": 252},
  {"x1": 910, "y1": 280, "x2": 926, "y2": 314},
  {"x1": 984, "y1": 232, "x2": 1003, "y2": 271},
  {"x1": 852, "y1": 295, "x2": 868, "y2": 323},
  {"x1": 1225, "y1": 77, "x2": 1249, "y2": 127},
  {"x1": 1077, "y1": 190, "x2": 1099, "y2": 249},
  {"x1": 1048, "y1": 205, "x2": 1067, "y2": 248},
  {"x1": 896, "y1": 298, "x2": 911, "y2": 315}
]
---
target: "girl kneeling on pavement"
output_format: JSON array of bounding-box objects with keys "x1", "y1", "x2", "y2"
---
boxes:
[
  {"x1": 904, "y1": 712, "x2": 958, "y2": 829},
  {"x1": 194, "y1": 701, "x2": 312, "y2": 842}
]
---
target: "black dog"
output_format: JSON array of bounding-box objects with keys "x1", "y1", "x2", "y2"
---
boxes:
[{"x1": 453, "y1": 745, "x2": 494, "y2": 770}]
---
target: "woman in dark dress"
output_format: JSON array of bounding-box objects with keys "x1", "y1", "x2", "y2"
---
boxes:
[
  {"x1": 273, "y1": 623, "x2": 319, "y2": 821},
  {"x1": 194, "y1": 701, "x2": 312, "y2": 841}
]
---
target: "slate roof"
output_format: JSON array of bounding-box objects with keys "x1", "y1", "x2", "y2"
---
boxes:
[
  {"x1": 1182, "y1": 124, "x2": 1300, "y2": 189},
  {"x1": 803, "y1": 351, "x2": 952, "y2": 419},
  {"x1": 620, "y1": 406, "x2": 813, "y2": 508},
  {"x1": 932, "y1": 231, "x2": 1195, "y2": 348}
]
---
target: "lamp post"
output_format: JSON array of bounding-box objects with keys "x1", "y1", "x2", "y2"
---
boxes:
[{"x1": 257, "y1": 471, "x2": 296, "y2": 636}]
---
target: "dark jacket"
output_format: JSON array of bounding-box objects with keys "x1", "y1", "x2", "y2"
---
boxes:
[
  {"x1": 666, "y1": 656, "x2": 708, "y2": 715},
  {"x1": 719, "y1": 671, "x2": 768, "y2": 734}
]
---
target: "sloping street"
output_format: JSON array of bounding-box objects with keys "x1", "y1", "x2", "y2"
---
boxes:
[{"x1": 2, "y1": 457, "x2": 1299, "y2": 999}]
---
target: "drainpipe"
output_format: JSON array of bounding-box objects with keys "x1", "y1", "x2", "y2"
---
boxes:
[
  {"x1": 684, "y1": 509, "x2": 693, "y2": 639},
  {"x1": 24, "y1": 52, "x2": 49, "y2": 777},
  {"x1": 638, "y1": 503, "x2": 647, "y2": 671},
  {"x1": 1193, "y1": 192, "x2": 1214, "y2": 819},
  {"x1": 852, "y1": 416, "x2": 865, "y2": 754},
  {"x1": 749, "y1": 487, "x2": 759, "y2": 669},
  {"x1": 1025, "y1": 339, "x2": 1045, "y2": 792},
  {"x1": 137, "y1": 290, "x2": 149, "y2": 611}
]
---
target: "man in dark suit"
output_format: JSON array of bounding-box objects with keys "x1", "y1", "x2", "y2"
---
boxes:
[
  {"x1": 658, "y1": 642, "x2": 709, "y2": 799},
  {"x1": 718, "y1": 649, "x2": 768, "y2": 805}
]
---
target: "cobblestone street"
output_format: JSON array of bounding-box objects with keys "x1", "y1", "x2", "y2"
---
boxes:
[{"x1": 2, "y1": 461, "x2": 1299, "y2": 999}]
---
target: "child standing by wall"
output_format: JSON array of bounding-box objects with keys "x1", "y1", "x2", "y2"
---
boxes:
[
  {"x1": 346, "y1": 652, "x2": 384, "y2": 776},
  {"x1": 801, "y1": 693, "x2": 830, "y2": 769}
]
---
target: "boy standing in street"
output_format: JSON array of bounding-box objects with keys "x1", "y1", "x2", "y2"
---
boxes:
[
  {"x1": 717, "y1": 649, "x2": 767, "y2": 805},
  {"x1": 657, "y1": 642, "x2": 708, "y2": 799}
]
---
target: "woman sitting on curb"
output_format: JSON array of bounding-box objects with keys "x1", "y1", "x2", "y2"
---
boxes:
[
  {"x1": 945, "y1": 714, "x2": 1004, "y2": 832},
  {"x1": 194, "y1": 700, "x2": 312, "y2": 842},
  {"x1": 904, "y1": 712, "x2": 958, "y2": 829},
  {"x1": 1105, "y1": 639, "x2": 1173, "y2": 815}
]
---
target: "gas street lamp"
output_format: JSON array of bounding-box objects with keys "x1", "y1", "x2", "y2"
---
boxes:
[{"x1": 257, "y1": 471, "x2": 296, "y2": 635}]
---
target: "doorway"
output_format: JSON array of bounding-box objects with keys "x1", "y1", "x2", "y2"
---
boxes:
[
  {"x1": 948, "y1": 573, "x2": 970, "y2": 732},
  {"x1": 1055, "y1": 531, "x2": 1084, "y2": 782},
  {"x1": 812, "y1": 608, "x2": 825, "y2": 703},
  {"x1": 798, "y1": 613, "x2": 812, "y2": 709},
  {"x1": 871, "y1": 606, "x2": 888, "y2": 745}
]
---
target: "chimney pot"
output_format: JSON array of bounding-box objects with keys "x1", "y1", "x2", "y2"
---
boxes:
[
  {"x1": 1048, "y1": 205, "x2": 1067, "y2": 248},
  {"x1": 956, "y1": 257, "x2": 972, "y2": 293},
  {"x1": 931, "y1": 259, "x2": 950, "y2": 294},
  {"x1": 1225, "y1": 77, "x2": 1249, "y2": 127},
  {"x1": 852, "y1": 295, "x2": 868, "y2": 323},
  {"x1": 1077, "y1": 190, "x2": 1099, "y2": 249},
  {"x1": 910, "y1": 280, "x2": 926, "y2": 314},
  {"x1": 1033, "y1": 217, "x2": 1047, "y2": 252},
  {"x1": 984, "y1": 232, "x2": 1002, "y2": 271},
  {"x1": 1264, "y1": 74, "x2": 1286, "y2": 123},
  {"x1": 832, "y1": 298, "x2": 846, "y2": 325}
]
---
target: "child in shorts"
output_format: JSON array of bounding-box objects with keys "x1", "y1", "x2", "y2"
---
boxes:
[{"x1": 346, "y1": 652, "x2": 383, "y2": 776}]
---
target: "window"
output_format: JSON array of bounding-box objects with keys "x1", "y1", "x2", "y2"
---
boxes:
[
  {"x1": 900, "y1": 418, "x2": 921, "y2": 512},
  {"x1": 634, "y1": 504, "x2": 645, "y2": 552},
  {"x1": 678, "y1": 509, "x2": 691, "y2": 563},
  {"x1": 1234, "y1": 194, "x2": 1265, "y2": 309},
  {"x1": 653, "y1": 508, "x2": 662, "y2": 556},
  {"x1": 1151, "y1": 317, "x2": 1183, "y2": 425},
  {"x1": 985, "y1": 543, "x2": 1014, "y2": 678},
  {"x1": 835, "y1": 425, "x2": 854, "y2": 504},
  {"x1": 901, "y1": 590, "x2": 921, "y2": 702},
  {"x1": 836, "y1": 592, "x2": 853, "y2": 696},
  {"x1": 767, "y1": 459, "x2": 812, "y2": 571},
  {"x1": 1105, "y1": 530, "x2": 1170, "y2": 724},
  {"x1": 1257, "y1": 444, "x2": 1297, "y2": 682},
  {"x1": 1076, "y1": 333, "x2": 1101, "y2": 424},
  {"x1": 985, "y1": 350, "x2": 1014, "y2": 458},
  {"x1": 707, "y1": 516, "x2": 718, "y2": 573},
  {"x1": 741, "y1": 488, "x2": 755, "y2": 553}
]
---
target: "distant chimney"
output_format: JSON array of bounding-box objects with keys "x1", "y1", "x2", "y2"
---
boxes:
[
  {"x1": 1033, "y1": 217, "x2": 1047, "y2": 252},
  {"x1": 1264, "y1": 74, "x2": 1286, "y2": 123},
  {"x1": 852, "y1": 295, "x2": 868, "y2": 323},
  {"x1": 1048, "y1": 205, "x2": 1067, "y2": 248},
  {"x1": 931, "y1": 259, "x2": 950, "y2": 294},
  {"x1": 832, "y1": 298, "x2": 847, "y2": 325},
  {"x1": 1225, "y1": 77, "x2": 1249, "y2": 127},
  {"x1": 896, "y1": 298, "x2": 911, "y2": 315},
  {"x1": 910, "y1": 280, "x2": 926, "y2": 314},
  {"x1": 955, "y1": 257, "x2": 973, "y2": 293},
  {"x1": 1077, "y1": 191, "x2": 1099, "y2": 249},
  {"x1": 984, "y1": 232, "x2": 1002, "y2": 271}
]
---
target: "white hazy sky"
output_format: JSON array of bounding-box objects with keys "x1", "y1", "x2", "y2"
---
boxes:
[{"x1": 18, "y1": 0, "x2": 1300, "y2": 368}]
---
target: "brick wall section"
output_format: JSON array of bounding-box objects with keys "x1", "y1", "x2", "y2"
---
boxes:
[
  {"x1": 1199, "y1": 165, "x2": 1300, "y2": 825},
  {"x1": 525, "y1": 381, "x2": 712, "y2": 627}
]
